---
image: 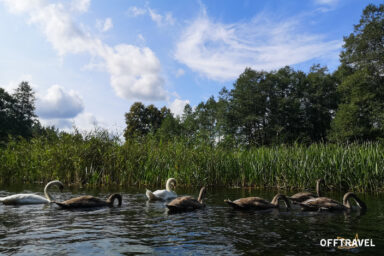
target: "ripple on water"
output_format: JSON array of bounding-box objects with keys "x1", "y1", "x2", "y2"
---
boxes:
[{"x1": 0, "y1": 188, "x2": 383, "y2": 255}]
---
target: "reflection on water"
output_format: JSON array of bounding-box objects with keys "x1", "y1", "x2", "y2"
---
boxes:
[{"x1": 0, "y1": 186, "x2": 383, "y2": 255}]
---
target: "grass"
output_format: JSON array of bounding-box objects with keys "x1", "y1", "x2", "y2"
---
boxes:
[{"x1": 0, "y1": 130, "x2": 383, "y2": 192}]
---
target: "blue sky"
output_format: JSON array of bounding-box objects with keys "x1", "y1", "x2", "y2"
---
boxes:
[{"x1": 0, "y1": 0, "x2": 381, "y2": 134}]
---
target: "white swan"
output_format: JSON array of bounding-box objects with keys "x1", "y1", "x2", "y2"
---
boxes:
[
  {"x1": 0, "y1": 180, "x2": 64, "y2": 205},
  {"x1": 146, "y1": 178, "x2": 177, "y2": 200}
]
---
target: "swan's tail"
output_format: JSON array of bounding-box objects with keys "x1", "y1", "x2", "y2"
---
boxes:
[
  {"x1": 224, "y1": 199, "x2": 242, "y2": 209},
  {"x1": 53, "y1": 202, "x2": 69, "y2": 208},
  {"x1": 146, "y1": 189, "x2": 158, "y2": 201}
]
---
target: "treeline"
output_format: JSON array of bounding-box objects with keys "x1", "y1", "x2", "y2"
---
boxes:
[
  {"x1": 124, "y1": 65, "x2": 338, "y2": 146},
  {"x1": 124, "y1": 4, "x2": 384, "y2": 146}
]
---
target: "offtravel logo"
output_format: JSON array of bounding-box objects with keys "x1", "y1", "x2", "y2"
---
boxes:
[{"x1": 320, "y1": 234, "x2": 375, "y2": 249}]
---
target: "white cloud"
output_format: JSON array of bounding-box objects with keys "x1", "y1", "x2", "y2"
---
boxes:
[
  {"x1": 0, "y1": 0, "x2": 45, "y2": 14},
  {"x1": 99, "y1": 44, "x2": 167, "y2": 101},
  {"x1": 169, "y1": 98, "x2": 190, "y2": 117},
  {"x1": 96, "y1": 17, "x2": 113, "y2": 32},
  {"x1": 126, "y1": 6, "x2": 146, "y2": 17},
  {"x1": 148, "y1": 8, "x2": 175, "y2": 26},
  {"x1": 176, "y1": 68, "x2": 185, "y2": 77},
  {"x1": 40, "y1": 118, "x2": 73, "y2": 129},
  {"x1": 0, "y1": 74, "x2": 34, "y2": 92},
  {"x1": 37, "y1": 85, "x2": 84, "y2": 119},
  {"x1": 175, "y1": 10, "x2": 341, "y2": 82},
  {"x1": 39, "y1": 112, "x2": 101, "y2": 131},
  {"x1": 1, "y1": 0, "x2": 167, "y2": 101},
  {"x1": 71, "y1": 0, "x2": 90, "y2": 13},
  {"x1": 314, "y1": 0, "x2": 338, "y2": 5},
  {"x1": 73, "y1": 112, "x2": 99, "y2": 130},
  {"x1": 126, "y1": 6, "x2": 175, "y2": 27}
]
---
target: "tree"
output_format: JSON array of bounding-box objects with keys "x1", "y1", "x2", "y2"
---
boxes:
[
  {"x1": 124, "y1": 102, "x2": 167, "y2": 140},
  {"x1": 304, "y1": 65, "x2": 338, "y2": 142},
  {"x1": 0, "y1": 88, "x2": 15, "y2": 142},
  {"x1": 227, "y1": 68, "x2": 269, "y2": 146},
  {"x1": 330, "y1": 4, "x2": 384, "y2": 142},
  {"x1": 12, "y1": 81, "x2": 37, "y2": 138}
]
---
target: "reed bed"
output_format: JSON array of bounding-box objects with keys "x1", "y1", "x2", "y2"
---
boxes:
[{"x1": 0, "y1": 131, "x2": 383, "y2": 191}]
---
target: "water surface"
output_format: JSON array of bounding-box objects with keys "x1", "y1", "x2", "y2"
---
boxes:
[{"x1": 0, "y1": 185, "x2": 383, "y2": 255}]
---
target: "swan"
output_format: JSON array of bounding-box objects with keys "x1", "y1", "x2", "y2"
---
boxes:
[
  {"x1": 0, "y1": 180, "x2": 64, "y2": 205},
  {"x1": 54, "y1": 194, "x2": 122, "y2": 209},
  {"x1": 166, "y1": 187, "x2": 206, "y2": 213},
  {"x1": 225, "y1": 194, "x2": 291, "y2": 210},
  {"x1": 146, "y1": 178, "x2": 177, "y2": 201},
  {"x1": 289, "y1": 179, "x2": 325, "y2": 203},
  {"x1": 299, "y1": 192, "x2": 367, "y2": 212}
]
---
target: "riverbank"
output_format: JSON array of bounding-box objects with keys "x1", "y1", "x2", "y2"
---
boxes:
[{"x1": 1, "y1": 132, "x2": 383, "y2": 191}]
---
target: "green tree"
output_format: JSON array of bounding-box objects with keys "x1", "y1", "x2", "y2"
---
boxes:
[
  {"x1": 12, "y1": 81, "x2": 37, "y2": 138},
  {"x1": 124, "y1": 102, "x2": 166, "y2": 140},
  {"x1": 330, "y1": 4, "x2": 384, "y2": 142},
  {"x1": 0, "y1": 88, "x2": 16, "y2": 142},
  {"x1": 304, "y1": 65, "x2": 338, "y2": 142}
]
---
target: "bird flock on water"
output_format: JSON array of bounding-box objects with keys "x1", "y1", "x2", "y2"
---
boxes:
[{"x1": 0, "y1": 178, "x2": 367, "y2": 214}]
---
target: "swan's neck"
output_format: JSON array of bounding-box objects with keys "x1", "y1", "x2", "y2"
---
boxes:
[
  {"x1": 271, "y1": 194, "x2": 290, "y2": 209},
  {"x1": 197, "y1": 187, "x2": 206, "y2": 204},
  {"x1": 44, "y1": 180, "x2": 62, "y2": 202},
  {"x1": 165, "y1": 178, "x2": 175, "y2": 192},
  {"x1": 316, "y1": 180, "x2": 322, "y2": 197},
  {"x1": 44, "y1": 183, "x2": 54, "y2": 202}
]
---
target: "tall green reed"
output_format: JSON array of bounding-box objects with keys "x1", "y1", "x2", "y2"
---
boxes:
[{"x1": 0, "y1": 131, "x2": 383, "y2": 191}]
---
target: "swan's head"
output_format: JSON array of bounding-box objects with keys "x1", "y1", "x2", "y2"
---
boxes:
[
  {"x1": 107, "y1": 194, "x2": 122, "y2": 206},
  {"x1": 272, "y1": 194, "x2": 291, "y2": 209},
  {"x1": 343, "y1": 192, "x2": 367, "y2": 211},
  {"x1": 317, "y1": 179, "x2": 325, "y2": 186},
  {"x1": 166, "y1": 178, "x2": 177, "y2": 191}
]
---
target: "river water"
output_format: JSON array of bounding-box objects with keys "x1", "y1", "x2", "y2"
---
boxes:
[{"x1": 0, "y1": 185, "x2": 383, "y2": 255}]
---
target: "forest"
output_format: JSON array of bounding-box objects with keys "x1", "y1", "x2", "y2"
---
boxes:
[{"x1": 0, "y1": 4, "x2": 383, "y2": 191}]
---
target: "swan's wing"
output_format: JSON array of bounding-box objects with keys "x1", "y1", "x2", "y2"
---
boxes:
[
  {"x1": 146, "y1": 189, "x2": 159, "y2": 200},
  {"x1": 231, "y1": 197, "x2": 271, "y2": 209},
  {"x1": 0, "y1": 194, "x2": 49, "y2": 205},
  {"x1": 289, "y1": 192, "x2": 316, "y2": 203},
  {"x1": 166, "y1": 196, "x2": 203, "y2": 212},
  {"x1": 300, "y1": 197, "x2": 343, "y2": 211},
  {"x1": 153, "y1": 190, "x2": 177, "y2": 200},
  {"x1": 56, "y1": 196, "x2": 107, "y2": 208}
]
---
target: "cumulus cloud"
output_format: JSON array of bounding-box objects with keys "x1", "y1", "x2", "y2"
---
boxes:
[
  {"x1": 73, "y1": 112, "x2": 99, "y2": 130},
  {"x1": 175, "y1": 9, "x2": 342, "y2": 81},
  {"x1": 40, "y1": 118, "x2": 73, "y2": 129},
  {"x1": 37, "y1": 85, "x2": 84, "y2": 119},
  {"x1": 71, "y1": 0, "x2": 90, "y2": 13},
  {"x1": 1, "y1": 0, "x2": 167, "y2": 101},
  {"x1": 39, "y1": 112, "x2": 100, "y2": 131},
  {"x1": 99, "y1": 44, "x2": 167, "y2": 101},
  {"x1": 96, "y1": 17, "x2": 113, "y2": 32},
  {"x1": 170, "y1": 98, "x2": 190, "y2": 117}
]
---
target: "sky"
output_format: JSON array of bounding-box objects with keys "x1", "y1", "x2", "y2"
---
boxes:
[{"x1": 0, "y1": 0, "x2": 381, "y2": 135}]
